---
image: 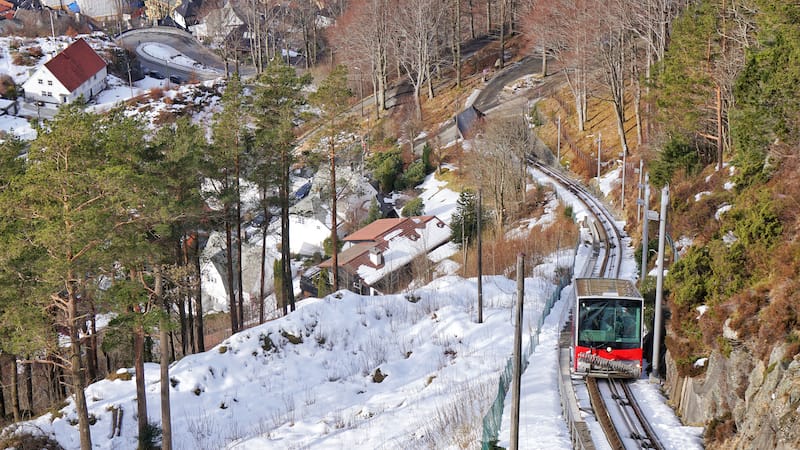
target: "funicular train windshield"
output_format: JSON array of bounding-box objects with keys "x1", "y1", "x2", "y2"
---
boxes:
[{"x1": 578, "y1": 298, "x2": 641, "y2": 349}]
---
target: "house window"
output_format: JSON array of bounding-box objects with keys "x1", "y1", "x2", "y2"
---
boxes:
[
  {"x1": 47, "y1": 80, "x2": 53, "y2": 86},
  {"x1": 38, "y1": 79, "x2": 43, "y2": 84}
]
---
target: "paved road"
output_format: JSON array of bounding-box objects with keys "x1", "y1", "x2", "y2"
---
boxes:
[
  {"x1": 116, "y1": 27, "x2": 255, "y2": 81},
  {"x1": 474, "y1": 56, "x2": 546, "y2": 112}
]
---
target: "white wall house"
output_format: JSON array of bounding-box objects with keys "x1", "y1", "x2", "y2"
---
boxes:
[
  {"x1": 22, "y1": 38, "x2": 107, "y2": 107},
  {"x1": 189, "y1": 0, "x2": 243, "y2": 42}
]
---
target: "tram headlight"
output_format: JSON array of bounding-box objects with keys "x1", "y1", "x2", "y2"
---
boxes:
[{"x1": 606, "y1": 346, "x2": 612, "y2": 353}]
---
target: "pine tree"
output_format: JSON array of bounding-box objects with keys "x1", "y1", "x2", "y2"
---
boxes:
[
  {"x1": 253, "y1": 60, "x2": 311, "y2": 314},
  {"x1": 208, "y1": 74, "x2": 251, "y2": 332},
  {"x1": 449, "y1": 189, "x2": 489, "y2": 247},
  {"x1": 0, "y1": 102, "x2": 144, "y2": 450},
  {"x1": 309, "y1": 65, "x2": 354, "y2": 292},
  {"x1": 362, "y1": 198, "x2": 382, "y2": 226}
]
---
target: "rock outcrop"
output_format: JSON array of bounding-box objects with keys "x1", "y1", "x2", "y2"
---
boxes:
[{"x1": 664, "y1": 345, "x2": 800, "y2": 449}]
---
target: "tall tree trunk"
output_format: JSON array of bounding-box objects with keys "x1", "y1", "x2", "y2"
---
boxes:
[
  {"x1": 330, "y1": 138, "x2": 339, "y2": 293},
  {"x1": 235, "y1": 155, "x2": 244, "y2": 329},
  {"x1": 193, "y1": 230, "x2": 205, "y2": 353},
  {"x1": 86, "y1": 302, "x2": 98, "y2": 383},
  {"x1": 134, "y1": 320, "x2": 147, "y2": 441},
  {"x1": 185, "y1": 295, "x2": 195, "y2": 355},
  {"x1": 281, "y1": 150, "x2": 295, "y2": 313},
  {"x1": 498, "y1": 0, "x2": 505, "y2": 69},
  {"x1": 486, "y1": 0, "x2": 491, "y2": 34},
  {"x1": 469, "y1": 0, "x2": 476, "y2": 39},
  {"x1": 178, "y1": 296, "x2": 187, "y2": 356},
  {"x1": 185, "y1": 236, "x2": 195, "y2": 354},
  {"x1": 157, "y1": 266, "x2": 172, "y2": 450},
  {"x1": 24, "y1": 362, "x2": 32, "y2": 416},
  {"x1": 413, "y1": 83, "x2": 423, "y2": 120},
  {"x1": 47, "y1": 361, "x2": 61, "y2": 404},
  {"x1": 633, "y1": 75, "x2": 642, "y2": 146},
  {"x1": 716, "y1": 84, "x2": 723, "y2": 171},
  {"x1": 0, "y1": 357, "x2": 5, "y2": 419},
  {"x1": 455, "y1": 0, "x2": 462, "y2": 88},
  {"x1": 224, "y1": 209, "x2": 238, "y2": 333},
  {"x1": 541, "y1": 47, "x2": 547, "y2": 77},
  {"x1": 68, "y1": 285, "x2": 92, "y2": 450},
  {"x1": 259, "y1": 186, "x2": 268, "y2": 324},
  {"x1": 426, "y1": 63, "x2": 434, "y2": 99},
  {"x1": 176, "y1": 240, "x2": 187, "y2": 356},
  {"x1": 10, "y1": 357, "x2": 19, "y2": 422}
]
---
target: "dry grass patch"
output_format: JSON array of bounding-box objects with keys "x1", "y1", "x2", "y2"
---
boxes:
[{"x1": 458, "y1": 201, "x2": 579, "y2": 278}]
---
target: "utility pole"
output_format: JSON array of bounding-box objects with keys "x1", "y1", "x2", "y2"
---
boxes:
[
  {"x1": 510, "y1": 254, "x2": 525, "y2": 450},
  {"x1": 477, "y1": 189, "x2": 483, "y2": 324},
  {"x1": 652, "y1": 185, "x2": 669, "y2": 381}
]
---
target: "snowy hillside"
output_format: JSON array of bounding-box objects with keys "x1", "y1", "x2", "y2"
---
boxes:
[{"x1": 10, "y1": 268, "x2": 570, "y2": 449}]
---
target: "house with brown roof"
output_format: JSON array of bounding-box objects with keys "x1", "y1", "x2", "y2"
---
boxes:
[
  {"x1": 21, "y1": 38, "x2": 107, "y2": 107},
  {"x1": 0, "y1": 0, "x2": 15, "y2": 20},
  {"x1": 311, "y1": 216, "x2": 450, "y2": 296}
]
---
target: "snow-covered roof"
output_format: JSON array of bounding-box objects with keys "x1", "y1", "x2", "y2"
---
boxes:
[{"x1": 320, "y1": 216, "x2": 451, "y2": 287}]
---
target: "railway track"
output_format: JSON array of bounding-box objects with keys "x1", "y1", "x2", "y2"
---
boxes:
[
  {"x1": 530, "y1": 161, "x2": 622, "y2": 278},
  {"x1": 533, "y1": 160, "x2": 664, "y2": 450}
]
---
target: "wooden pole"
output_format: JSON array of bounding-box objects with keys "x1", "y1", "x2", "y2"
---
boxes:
[
  {"x1": 477, "y1": 189, "x2": 483, "y2": 323},
  {"x1": 510, "y1": 253, "x2": 525, "y2": 450}
]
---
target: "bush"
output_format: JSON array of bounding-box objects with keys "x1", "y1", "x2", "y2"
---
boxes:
[
  {"x1": 315, "y1": 268, "x2": 331, "y2": 297},
  {"x1": 401, "y1": 197, "x2": 424, "y2": 217},
  {"x1": 421, "y1": 143, "x2": 434, "y2": 173},
  {"x1": 367, "y1": 148, "x2": 403, "y2": 192},
  {"x1": 322, "y1": 235, "x2": 343, "y2": 257},
  {"x1": 0, "y1": 74, "x2": 19, "y2": 99},
  {"x1": 401, "y1": 160, "x2": 427, "y2": 188},
  {"x1": 139, "y1": 422, "x2": 162, "y2": 450},
  {"x1": 12, "y1": 52, "x2": 35, "y2": 66},
  {"x1": 649, "y1": 135, "x2": 699, "y2": 188},
  {"x1": 0, "y1": 430, "x2": 63, "y2": 450},
  {"x1": 27, "y1": 46, "x2": 43, "y2": 58},
  {"x1": 361, "y1": 198, "x2": 382, "y2": 226}
]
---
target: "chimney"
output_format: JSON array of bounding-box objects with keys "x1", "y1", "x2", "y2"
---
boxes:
[{"x1": 369, "y1": 247, "x2": 383, "y2": 266}]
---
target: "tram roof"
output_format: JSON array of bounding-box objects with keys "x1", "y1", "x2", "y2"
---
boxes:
[{"x1": 574, "y1": 278, "x2": 642, "y2": 300}]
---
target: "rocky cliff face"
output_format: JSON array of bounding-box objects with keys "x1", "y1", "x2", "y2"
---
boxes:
[{"x1": 664, "y1": 345, "x2": 800, "y2": 449}]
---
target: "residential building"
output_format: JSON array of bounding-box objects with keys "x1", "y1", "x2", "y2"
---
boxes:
[
  {"x1": 312, "y1": 216, "x2": 450, "y2": 296},
  {"x1": 21, "y1": 38, "x2": 107, "y2": 106}
]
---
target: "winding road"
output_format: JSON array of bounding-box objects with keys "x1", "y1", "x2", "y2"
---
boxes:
[{"x1": 116, "y1": 26, "x2": 254, "y2": 81}]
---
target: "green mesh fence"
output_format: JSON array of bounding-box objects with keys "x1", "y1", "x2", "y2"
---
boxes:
[{"x1": 480, "y1": 272, "x2": 572, "y2": 449}]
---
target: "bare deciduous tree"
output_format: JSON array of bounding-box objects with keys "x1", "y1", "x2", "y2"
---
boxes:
[
  {"x1": 470, "y1": 115, "x2": 532, "y2": 228},
  {"x1": 393, "y1": 0, "x2": 447, "y2": 120}
]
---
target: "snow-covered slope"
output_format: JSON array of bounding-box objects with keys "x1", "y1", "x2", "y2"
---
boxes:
[{"x1": 12, "y1": 269, "x2": 568, "y2": 449}]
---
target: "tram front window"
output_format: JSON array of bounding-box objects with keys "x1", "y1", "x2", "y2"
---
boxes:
[{"x1": 578, "y1": 299, "x2": 641, "y2": 349}]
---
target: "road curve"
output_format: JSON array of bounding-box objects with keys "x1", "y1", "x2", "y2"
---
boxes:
[{"x1": 116, "y1": 27, "x2": 248, "y2": 81}]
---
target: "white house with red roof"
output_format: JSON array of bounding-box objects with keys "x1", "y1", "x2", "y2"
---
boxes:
[
  {"x1": 314, "y1": 216, "x2": 450, "y2": 296},
  {"x1": 21, "y1": 38, "x2": 107, "y2": 107}
]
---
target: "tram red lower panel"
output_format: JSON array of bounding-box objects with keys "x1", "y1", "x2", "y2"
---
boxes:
[{"x1": 574, "y1": 345, "x2": 642, "y2": 371}]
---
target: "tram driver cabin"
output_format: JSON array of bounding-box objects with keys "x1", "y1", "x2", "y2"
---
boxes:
[{"x1": 573, "y1": 277, "x2": 644, "y2": 378}]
